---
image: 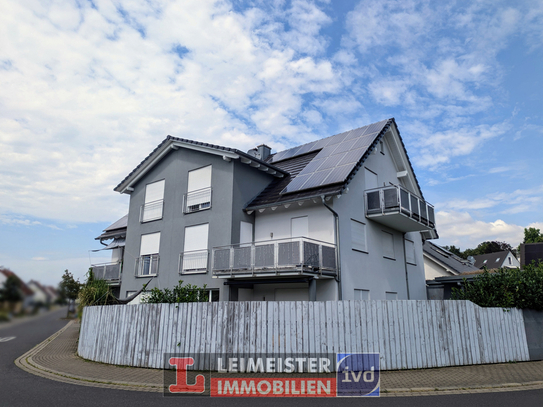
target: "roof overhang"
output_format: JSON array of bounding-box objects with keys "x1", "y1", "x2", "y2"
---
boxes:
[{"x1": 114, "y1": 138, "x2": 287, "y2": 194}]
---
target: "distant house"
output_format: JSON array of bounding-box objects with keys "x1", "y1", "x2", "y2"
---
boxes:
[
  {"x1": 0, "y1": 268, "x2": 34, "y2": 313},
  {"x1": 423, "y1": 241, "x2": 479, "y2": 279},
  {"x1": 98, "y1": 118, "x2": 438, "y2": 302},
  {"x1": 27, "y1": 280, "x2": 52, "y2": 305},
  {"x1": 520, "y1": 242, "x2": 543, "y2": 267},
  {"x1": 472, "y1": 250, "x2": 520, "y2": 270},
  {"x1": 90, "y1": 215, "x2": 127, "y2": 297}
]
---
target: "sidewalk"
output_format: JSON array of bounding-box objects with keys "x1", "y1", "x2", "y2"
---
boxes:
[{"x1": 16, "y1": 320, "x2": 543, "y2": 397}]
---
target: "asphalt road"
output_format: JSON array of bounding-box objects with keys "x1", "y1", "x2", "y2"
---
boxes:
[{"x1": 1, "y1": 307, "x2": 542, "y2": 407}]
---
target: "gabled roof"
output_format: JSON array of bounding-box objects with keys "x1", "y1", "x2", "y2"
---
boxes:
[
  {"x1": 114, "y1": 136, "x2": 288, "y2": 194},
  {"x1": 472, "y1": 251, "x2": 513, "y2": 269},
  {"x1": 246, "y1": 118, "x2": 424, "y2": 210},
  {"x1": 423, "y1": 241, "x2": 479, "y2": 275}
]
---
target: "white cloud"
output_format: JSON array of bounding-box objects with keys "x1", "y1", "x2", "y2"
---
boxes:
[
  {"x1": 436, "y1": 210, "x2": 543, "y2": 249},
  {"x1": 0, "y1": 0, "x2": 344, "y2": 224}
]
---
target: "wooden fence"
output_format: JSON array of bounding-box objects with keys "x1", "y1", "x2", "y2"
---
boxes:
[{"x1": 78, "y1": 300, "x2": 530, "y2": 371}]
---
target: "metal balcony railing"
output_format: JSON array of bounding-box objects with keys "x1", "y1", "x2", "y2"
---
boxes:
[
  {"x1": 90, "y1": 261, "x2": 122, "y2": 284},
  {"x1": 183, "y1": 187, "x2": 212, "y2": 214},
  {"x1": 135, "y1": 254, "x2": 159, "y2": 277},
  {"x1": 365, "y1": 184, "x2": 435, "y2": 231},
  {"x1": 179, "y1": 249, "x2": 209, "y2": 274},
  {"x1": 140, "y1": 199, "x2": 164, "y2": 222},
  {"x1": 212, "y1": 237, "x2": 337, "y2": 278}
]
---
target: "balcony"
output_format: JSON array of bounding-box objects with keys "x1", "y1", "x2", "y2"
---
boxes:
[
  {"x1": 365, "y1": 184, "x2": 435, "y2": 232},
  {"x1": 140, "y1": 200, "x2": 164, "y2": 222},
  {"x1": 183, "y1": 187, "x2": 212, "y2": 214},
  {"x1": 90, "y1": 261, "x2": 122, "y2": 285},
  {"x1": 179, "y1": 249, "x2": 209, "y2": 274},
  {"x1": 212, "y1": 237, "x2": 337, "y2": 279}
]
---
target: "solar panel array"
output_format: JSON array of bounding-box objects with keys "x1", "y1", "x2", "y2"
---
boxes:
[{"x1": 276, "y1": 119, "x2": 390, "y2": 194}]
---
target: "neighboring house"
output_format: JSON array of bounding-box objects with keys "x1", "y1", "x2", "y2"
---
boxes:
[
  {"x1": 0, "y1": 268, "x2": 34, "y2": 313},
  {"x1": 109, "y1": 118, "x2": 438, "y2": 302},
  {"x1": 520, "y1": 242, "x2": 543, "y2": 267},
  {"x1": 27, "y1": 280, "x2": 52, "y2": 305},
  {"x1": 423, "y1": 241, "x2": 479, "y2": 279},
  {"x1": 472, "y1": 250, "x2": 520, "y2": 270},
  {"x1": 90, "y1": 215, "x2": 127, "y2": 297}
]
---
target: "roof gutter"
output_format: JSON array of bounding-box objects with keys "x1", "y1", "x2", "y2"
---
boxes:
[{"x1": 321, "y1": 195, "x2": 342, "y2": 300}]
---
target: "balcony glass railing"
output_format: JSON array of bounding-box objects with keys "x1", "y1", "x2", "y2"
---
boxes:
[
  {"x1": 183, "y1": 187, "x2": 212, "y2": 214},
  {"x1": 90, "y1": 262, "x2": 122, "y2": 283},
  {"x1": 140, "y1": 199, "x2": 164, "y2": 222},
  {"x1": 179, "y1": 249, "x2": 209, "y2": 274},
  {"x1": 365, "y1": 184, "x2": 435, "y2": 229},
  {"x1": 212, "y1": 237, "x2": 337, "y2": 278}
]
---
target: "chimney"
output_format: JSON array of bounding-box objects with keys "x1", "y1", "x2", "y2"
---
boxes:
[{"x1": 256, "y1": 144, "x2": 272, "y2": 161}]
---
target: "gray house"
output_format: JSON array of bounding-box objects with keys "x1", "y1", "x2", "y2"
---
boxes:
[{"x1": 108, "y1": 118, "x2": 437, "y2": 302}]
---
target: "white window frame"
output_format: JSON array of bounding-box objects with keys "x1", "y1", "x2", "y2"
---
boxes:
[
  {"x1": 140, "y1": 179, "x2": 165, "y2": 223},
  {"x1": 136, "y1": 232, "x2": 160, "y2": 277},
  {"x1": 180, "y1": 223, "x2": 209, "y2": 274},
  {"x1": 184, "y1": 166, "x2": 212, "y2": 214}
]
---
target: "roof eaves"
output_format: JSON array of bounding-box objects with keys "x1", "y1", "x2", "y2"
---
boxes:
[{"x1": 114, "y1": 136, "x2": 288, "y2": 194}]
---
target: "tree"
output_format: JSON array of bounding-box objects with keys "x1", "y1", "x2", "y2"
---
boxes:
[
  {"x1": 0, "y1": 275, "x2": 23, "y2": 313},
  {"x1": 523, "y1": 227, "x2": 543, "y2": 244},
  {"x1": 447, "y1": 241, "x2": 515, "y2": 260},
  {"x1": 58, "y1": 270, "x2": 81, "y2": 317},
  {"x1": 443, "y1": 245, "x2": 463, "y2": 258}
]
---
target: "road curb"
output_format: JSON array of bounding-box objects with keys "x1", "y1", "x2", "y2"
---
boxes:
[{"x1": 14, "y1": 321, "x2": 543, "y2": 396}]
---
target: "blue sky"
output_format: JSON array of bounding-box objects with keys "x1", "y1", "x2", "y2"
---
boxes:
[{"x1": 1, "y1": 0, "x2": 542, "y2": 285}]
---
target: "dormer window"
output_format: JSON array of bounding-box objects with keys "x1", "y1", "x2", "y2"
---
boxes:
[
  {"x1": 184, "y1": 165, "x2": 212, "y2": 213},
  {"x1": 140, "y1": 180, "x2": 165, "y2": 222}
]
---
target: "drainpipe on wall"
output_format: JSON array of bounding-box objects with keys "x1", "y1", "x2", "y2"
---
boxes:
[
  {"x1": 403, "y1": 232, "x2": 410, "y2": 300},
  {"x1": 321, "y1": 196, "x2": 342, "y2": 300}
]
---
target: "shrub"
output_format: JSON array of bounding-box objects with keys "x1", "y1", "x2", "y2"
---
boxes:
[
  {"x1": 451, "y1": 262, "x2": 543, "y2": 310},
  {"x1": 142, "y1": 280, "x2": 209, "y2": 304},
  {"x1": 77, "y1": 270, "x2": 118, "y2": 315}
]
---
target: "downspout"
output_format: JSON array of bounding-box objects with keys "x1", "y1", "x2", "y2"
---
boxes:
[
  {"x1": 403, "y1": 232, "x2": 410, "y2": 300},
  {"x1": 321, "y1": 196, "x2": 342, "y2": 300}
]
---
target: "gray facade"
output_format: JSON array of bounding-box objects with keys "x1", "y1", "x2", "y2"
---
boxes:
[
  {"x1": 109, "y1": 118, "x2": 437, "y2": 302},
  {"x1": 120, "y1": 147, "x2": 274, "y2": 300}
]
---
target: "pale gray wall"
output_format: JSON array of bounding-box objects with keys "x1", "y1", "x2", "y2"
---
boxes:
[
  {"x1": 120, "y1": 147, "x2": 274, "y2": 300},
  {"x1": 328, "y1": 130, "x2": 428, "y2": 300}
]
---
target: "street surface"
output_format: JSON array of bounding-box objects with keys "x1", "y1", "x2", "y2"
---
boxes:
[{"x1": 1, "y1": 307, "x2": 542, "y2": 406}]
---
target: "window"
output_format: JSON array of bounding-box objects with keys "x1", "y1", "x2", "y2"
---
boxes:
[
  {"x1": 404, "y1": 239, "x2": 416, "y2": 265},
  {"x1": 141, "y1": 180, "x2": 165, "y2": 222},
  {"x1": 291, "y1": 216, "x2": 309, "y2": 238},
  {"x1": 184, "y1": 166, "x2": 212, "y2": 213},
  {"x1": 351, "y1": 219, "x2": 367, "y2": 253},
  {"x1": 382, "y1": 231, "x2": 395, "y2": 260},
  {"x1": 508, "y1": 257, "x2": 512, "y2": 265},
  {"x1": 136, "y1": 232, "x2": 160, "y2": 276},
  {"x1": 354, "y1": 289, "x2": 370, "y2": 300},
  {"x1": 180, "y1": 224, "x2": 209, "y2": 273},
  {"x1": 386, "y1": 291, "x2": 398, "y2": 300},
  {"x1": 240, "y1": 221, "x2": 253, "y2": 244}
]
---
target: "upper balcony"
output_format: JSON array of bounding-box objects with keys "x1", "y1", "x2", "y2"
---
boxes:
[
  {"x1": 212, "y1": 237, "x2": 337, "y2": 279},
  {"x1": 90, "y1": 261, "x2": 122, "y2": 285},
  {"x1": 365, "y1": 184, "x2": 435, "y2": 232}
]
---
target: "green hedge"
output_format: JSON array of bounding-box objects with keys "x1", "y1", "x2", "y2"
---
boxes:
[
  {"x1": 142, "y1": 280, "x2": 209, "y2": 304},
  {"x1": 452, "y1": 262, "x2": 543, "y2": 310}
]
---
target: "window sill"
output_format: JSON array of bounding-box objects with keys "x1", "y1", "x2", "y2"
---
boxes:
[{"x1": 135, "y1": 274, "x2": 158, "y2": 278}]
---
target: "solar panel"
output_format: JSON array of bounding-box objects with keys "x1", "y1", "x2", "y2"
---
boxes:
[{"x1": 277, "y1": 119, "x2": 390, "y2": 194}]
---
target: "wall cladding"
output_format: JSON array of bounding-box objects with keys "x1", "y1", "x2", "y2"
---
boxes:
[{"x1": 78, "y1": 300, "x2": 530, "y2": 371}]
